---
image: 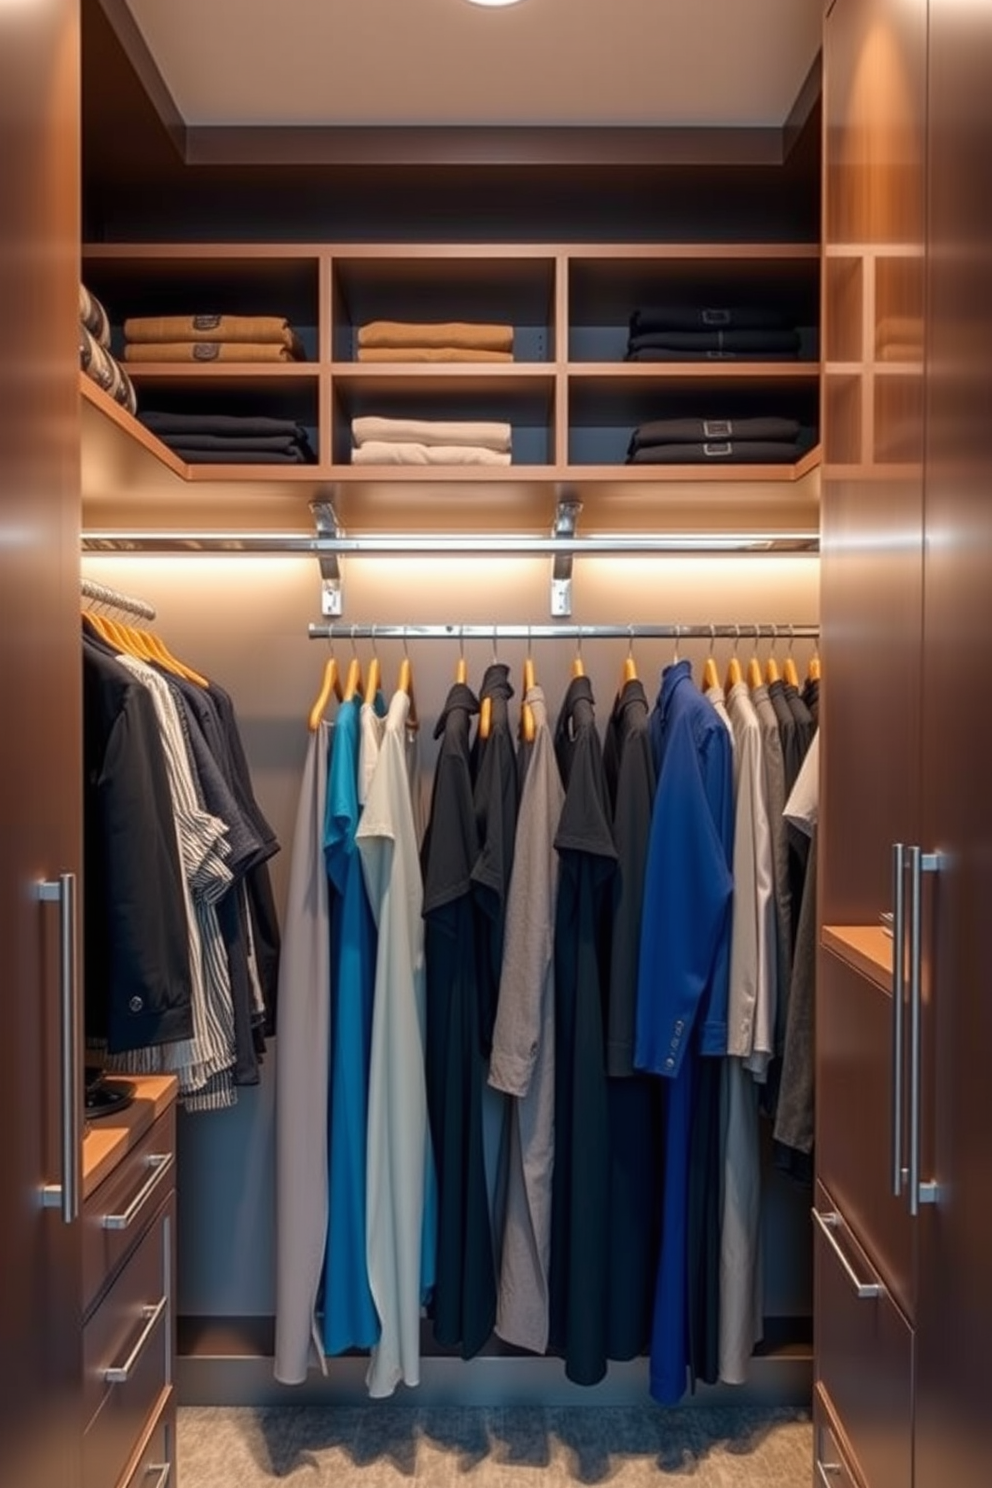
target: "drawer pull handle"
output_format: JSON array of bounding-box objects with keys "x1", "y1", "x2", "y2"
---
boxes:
[
  {"x1": 812, "y1": 1208, "x2": 883, "y2": 1300},
  {"x1": 102, "y1": 1153, "x2": 174, "y2": 1231},
  {"x1": 104, "y1": 1296, "x2": 167, "y2": 1384},
  {"x1": 144, "y1": 1465, "x2": 171, "y2": 1488},
  {"x1": 817, "y1": 1462, "x2": 843, "y2": 1485}
]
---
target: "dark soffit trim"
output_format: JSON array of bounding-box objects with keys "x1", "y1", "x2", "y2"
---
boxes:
[
  {"x1": 183, "y1": 124, "x2": 785, "y2": 170},
  {"x1": 783, "y1": 50, "x2": 822, "y2": 163},
  {"x1": 95, "y1": 0, "x2": 186, "y2": 160}
]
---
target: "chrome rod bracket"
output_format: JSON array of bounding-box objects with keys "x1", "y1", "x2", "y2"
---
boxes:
[
  {"x1": 917, "y1": 1180, "x2": 940, "y2": 1205},
  {"x1": 551, "y1": 490, "x2": 583, "y2": 617},
  {"x1": 310, "y1": 495, "x2": 343, "y2": 617}
]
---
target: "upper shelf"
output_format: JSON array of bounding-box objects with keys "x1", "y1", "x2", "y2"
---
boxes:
[{"x1": 81, "y1": 239, "x2": 822, "y2": 491}]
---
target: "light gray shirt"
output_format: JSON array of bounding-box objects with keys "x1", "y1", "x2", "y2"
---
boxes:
[
  {"x1": 751, "y1": 683, "x2": 792, "y2": 1039},
  {"x1": 726, "y1": 681, "x2": 776, "y2": 1079},
  {"x1": 488, "y1": 689, "x2": 563, "y2": 1355}
]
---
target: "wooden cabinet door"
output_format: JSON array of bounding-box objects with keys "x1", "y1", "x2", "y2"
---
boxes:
[
  {"x1": 820, "y1": 0, "x2": 928, "y2": 927},
  {"x1": 914, "y1": 3, "x2": 992, "y2": 1485},
  {"x1": 0, "y1": 3, "x2": 82, "y2": 1488}
]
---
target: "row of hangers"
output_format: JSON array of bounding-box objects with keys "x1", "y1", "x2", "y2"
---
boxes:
[
  {"x1": 308, "y1": 628, "x2": 821, "y2": 742},
  {"x1": 83, "y1": 602, "x2": 210, "y2": 689}
]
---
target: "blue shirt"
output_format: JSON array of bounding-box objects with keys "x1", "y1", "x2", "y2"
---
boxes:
[
  {"x1": 636, "y1": 660, "x2": 734, "y2": 1074},
  {"x1": 635, "y1": 660, "x2": 733, "y2": 1406},
  {"x1": 321, "y1": 697, "x2": 380, "y2": 1353}
]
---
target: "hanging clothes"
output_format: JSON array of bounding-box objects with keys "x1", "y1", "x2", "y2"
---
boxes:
[
  {"x1": 719, "y1": 679, "x2": 773, "y2": 1386},
  {"x1": 357, "y1": 688, "x2": 437, "y2": 1398},
  {"x1": 636, "y1": 659, "x2": 734, "y2": 1405},
  {"x1": 274, "y1": 722, "x2": 332, "y2": 1386},
  {"x1": 322, "y1": 696, "x2": 380, "y2": 1355},
  {"x1": 421, "y1": 680, "x2": 496, "y2": 1360},
  {"x1": 470, "y1": 662, "x2": 519, "y2": 1054},
  {"x1": 750, "y1": 681, "x2": 792, "y2": 1050},
  {"x1": 489, "y1": 686, "x2": 564, "y2": 1356},
  {"x1": 774, "y1": 732, "x2": 820, "y2": 1181},
  {"x1": 82, "y1": 633, "x2": 193, "y2": 1053},
  {"x1": 601, "y1": 678, "x2": 662, "y2": 1364},
  {"x1": 549, "y1": 674, "x2": 617, "y2": 1387}
]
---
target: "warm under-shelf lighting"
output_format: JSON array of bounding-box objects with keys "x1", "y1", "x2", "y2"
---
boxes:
[{"x1": 464, "y1": 0, "x2": 528, "y2": 7}]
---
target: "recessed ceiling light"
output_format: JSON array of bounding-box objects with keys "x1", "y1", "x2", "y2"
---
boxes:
[{"x1": 464, "y1": 0, "x2": 527, "y2": 7}]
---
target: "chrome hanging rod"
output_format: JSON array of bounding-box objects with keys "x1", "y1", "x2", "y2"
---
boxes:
[
  {"x1": 308, "y1": 623, "x2": 819, "y2": 642},
  {"x1": 80, "y1": 577, "x2": 156, "y2": 621},
  {"x1": 81, "y1": 531, "x2": 819, "y2": 556}
]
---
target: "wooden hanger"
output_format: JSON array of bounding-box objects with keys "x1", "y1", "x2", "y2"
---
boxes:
[
  {"x1": 307, "y1": 651, "x2": 341, "y2": 731},
  {"x1": 622, "y1": 629, "x2": 638, "y2": 685},
  {"x1": 725, "y1": 628, "x2": 742, "y2": 689},
  {"x1": 398, "y1": 640, "x2": 418, "y2": 728},
  {"x1": 702, "y1": 626, "x2": 719, "y2": 691},
  {"x1": 807, "y1": 647, "x2": 822, "y2": 683},
  {"x1": 364, "y1": 627, "x2": 381, "y2": 708},
  {"x1": 141, "y1": 627, "x2": 210, "y2": 688},
  {"x1": 480, "y1": 627, "x2": 498, "y2": 739},
  {"x1": 783, "y1": 653, "x2": 800, "y2": 688},
  {"x1": 571, "y1": 633, "x2": 585, "y2": 679},
  {"x1": 521, "y1": 644, "x2": 536, "y2": 744}
]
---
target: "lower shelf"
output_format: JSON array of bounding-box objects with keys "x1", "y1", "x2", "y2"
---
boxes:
[{"x1": 175, "y1": 1316, "x2": 812, "y2": 1409}]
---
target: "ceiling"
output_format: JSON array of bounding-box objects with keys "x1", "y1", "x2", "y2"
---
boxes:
[{"x1": 123, "y1": 0, "x2": 821, "y2": 131}]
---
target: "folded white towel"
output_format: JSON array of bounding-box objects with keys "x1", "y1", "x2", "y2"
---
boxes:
[
  {"x1": 351, "y1": 415, "x2": 512, "y2": 454},
  {"x1": 351, "y1": 441, "x2": 512, "y2": 467}
]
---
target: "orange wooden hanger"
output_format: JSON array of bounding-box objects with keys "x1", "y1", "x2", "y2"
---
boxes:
[
  {"x1": 571, "y1": 632, "x2": 585, "y2": 679},
  {"x1": 455, "y1": 629, "x2": 467, "y2": 685},
  {"x1": 747, "y1": 627, "x2": 763, "y2": 690},
  {"x1": 363, "y1": 628, "x2": 381, "y2": 708},
  {"x1": 725, "y1": 626, "x2": 742, "y2": 689},
  {"x1": 521, "y1": 636, "x2": 536, "y2": 744},
  {"x1": 702, "y1": 626, "x2": 719, "y2": 691},
  {"x1": 397, "y1": 636, "x2": 418, "y2": 729},
  {"x1": 480, "y1": 626, "x2": 498, "y2": 739},
  {"x1": 783, "y1": 627, "x2": 800, "y2": 688},
  {"x1": 308, "y1": 648, "x2": 341, "y2": 731},
  {"x1": 807, "y1": 641, "x2": 822, "y2": 683},
  {"x1": 622, "y1": 628, "x2": 638, "y2": 685}
]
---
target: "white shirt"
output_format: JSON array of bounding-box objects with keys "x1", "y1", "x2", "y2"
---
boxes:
[
  {"x1": 357, "y1": 689, "x2": 437, "y2": 1397},
  {"x1": 784, "y1": 729, "x2": 819, "y2": 837}
]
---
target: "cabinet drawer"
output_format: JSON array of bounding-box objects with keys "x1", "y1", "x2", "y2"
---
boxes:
[
  {"x1": 817, "y1": 947, "x2": 915, "y2": 1316},
  {"x1": 814, "y1": 1386, "x2": 863, "y2": 1487},
  {"x1": 84, "y1": 1107, "x2": 176, "y2": 1318},
  {"x1": 120, "y1": 1392, "x2": 176, "y2": 1488},
  {"x1": 814, "y1": 1182, "x2": 913, "y2": 1488},
  {"x1": 84, "y1": 1194, "x2": 174, "y2": 1488}
]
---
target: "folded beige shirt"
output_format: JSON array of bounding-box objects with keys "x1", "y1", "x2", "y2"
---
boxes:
[
  {"x1": 351, "y1": 441, "x2": 511, "y2": 467},
  {"x1": 125, "y1": 314, "x2": 299, "y2": 346},
  {"x1": 124, "y1": 342, "x2": 300, "y2": 363},
  {"x1": 358, "y1": 320, "x2": 513, "y2": 352},
  {"x1": 351, "y1": 415, "x2": 512, "y2": 454},
  {"x1": 357, "y1": 347, "x2": 513, "y2": 363}
]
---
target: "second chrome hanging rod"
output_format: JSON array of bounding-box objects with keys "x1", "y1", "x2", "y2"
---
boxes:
[{"x1": 309, "y1": 623, "x2": 819, "y2": 642}]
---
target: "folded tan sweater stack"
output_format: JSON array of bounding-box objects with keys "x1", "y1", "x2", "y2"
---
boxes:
[
  {"x1": 123, "y1": 314, "x2": 307, "y2": 363},
  {"x1": 356, "y1": 320, "x2": 513, "y2": 363},
  {"x1": 351, "y1": 415, "x2": 512, "y2": 467}
]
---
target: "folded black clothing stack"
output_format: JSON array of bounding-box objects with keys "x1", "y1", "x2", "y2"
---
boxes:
[
  {"x1": 626, "y1": 306, "x2": 802, "y2": 362},
  {"x1": 80, "y1": 285, "x2": 138, "y2": 415},
  {"x1": 626, "y1": 416, "x2": 816, "y2": 465},
  {"x1": 139, "y1": 411, "x2": 317, "y2": 465}
]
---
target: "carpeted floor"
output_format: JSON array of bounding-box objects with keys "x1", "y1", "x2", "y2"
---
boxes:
[{"x1": 177, "y1": 1405, "x2": 813, "y2": 1485}]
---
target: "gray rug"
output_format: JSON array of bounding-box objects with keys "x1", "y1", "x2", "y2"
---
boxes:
[{"x1": 177, "y1": 1405, "x2": 812, "y2": 1485}]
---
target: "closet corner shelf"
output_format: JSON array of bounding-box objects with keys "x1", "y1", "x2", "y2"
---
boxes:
[{"x1": 821, "y1": 924, "x2": 893, "y2": 992}]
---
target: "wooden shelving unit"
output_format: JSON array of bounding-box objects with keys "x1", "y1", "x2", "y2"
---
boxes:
[{"x1": 82, "y1": 240, "x2": 821, "y2": 498}]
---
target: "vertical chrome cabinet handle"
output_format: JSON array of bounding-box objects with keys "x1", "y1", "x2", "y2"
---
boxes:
[
  {"x1": 144, "y1": 1467, "x2": 171, "y2": 1488},
  {"x1": 37, "y1": 873, "x2": 81, "y2": 1224},
  {"x1": 891, "y1": 843, "x2": 906, "y2": 1198},
  {"x1": 817, "y1": 1462, "x2": 843, "y2": 1485},
  {"x1": 908, "y1": 847, "x2": 941, "y2": 1214}
]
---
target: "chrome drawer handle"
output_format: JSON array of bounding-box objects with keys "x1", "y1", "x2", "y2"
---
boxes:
[
  {"x1": 812, "y1": 1208, "x2": 883, "y2": 1300},
  {"x1": 37, "y1": 874, "x2": 81, "y2": 1225},
  {"x1": 144, "y1": 1465, "x2": 171, "y2": 1488},
  {"x1": 102, "y1": 1153, "x2": 174, "y2": 1231},
  {"x1": 104, "y1": 1296, "x2": 167, "y2": 1384},
  {"x1": 817, "y1": 1461, "x2": 843, "y2": 1485}
]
